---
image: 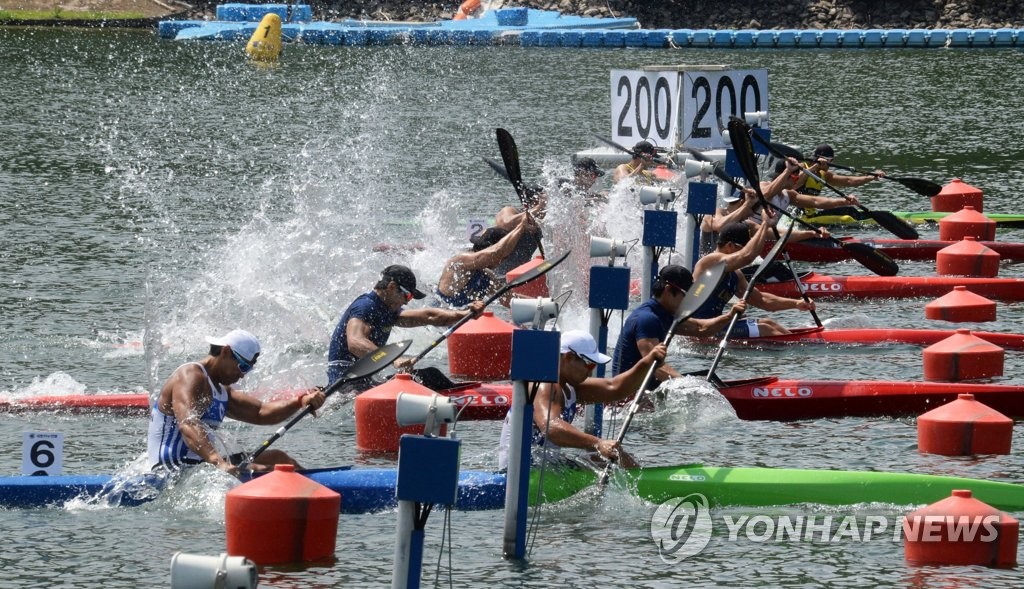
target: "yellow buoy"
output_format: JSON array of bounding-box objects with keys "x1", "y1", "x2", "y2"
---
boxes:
[{"x1": 246, "y1": 13, "x2": 282, "y2": 63}]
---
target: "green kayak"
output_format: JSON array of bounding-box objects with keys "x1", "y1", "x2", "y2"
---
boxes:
[
  {"x1": 801, "y1": 210, "x2": 1024, "y2": 228},
  {"x1": 532, "y1": 464, "x2": 1024, "y2": 512}
]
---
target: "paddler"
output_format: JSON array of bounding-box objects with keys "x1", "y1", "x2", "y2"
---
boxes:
[
  {"x1": 560, "y1": 156, "x2": 607, "y2": 206},
  {"x1": 612, "y1": 140, "x2": 659, "y2": 185},
  {"x1": 497, "y1": 330, "x2": 667, "y2": 470},
  {"x1": 436, "y1": 214, "x2": 534, "y2": 308},
  {"x1": 799, "y1": 144, "x2": 884, "y2": 195},
  {"x1": 327, "y1": 265, "x2": 485, "y2": 390},
  {"x1": 692, "y1": 221, "x2": 815, "y2": 338},
  {"x1": 611, "y1": 264, "x2": 747, "y2": 390},
  {"x1": 493, "y1": 183, "x2": 546, "y2": 276},
  {"x1": 147, "y1": 329, "x2": 326, "y2": 475},
  {"x1": 756, "y1": 157, "x2": 858, "y2": 242}
]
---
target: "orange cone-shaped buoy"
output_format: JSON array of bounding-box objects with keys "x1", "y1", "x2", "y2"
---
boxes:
[
  {"x1": 938, "y1": 206, "x2": 996, "y2": 241},
  {"x1": 925, "y1": 286, "x2": 997, "y2": 323},
  {"x1": 447, "y1": 311, "x2": 514, "y2": 380},
  {"x1": 923, "y1": 329, "x2": 1004, "y2": 381},
  {"x1": 932, "y1": 178, "x2": 983, "y2": 213},
  {"x1": 904, "y1": 490, "x2": 1018, "y2": 567},
  {"x1": 226, "y1": 465, "x2": 340, "y2": 565},
  {"x1": 917, "y1": 393, "x2": 1012, "y2": 455},
  {"x1": 354, "y1": 374, "x2": 440, "y2": 453},
  {"x1": 935, "y1": 237, "x2": 1000, "y2": 277},
  {"x1": 505, "y1": 257, "x2": 551, "y2": 299}
]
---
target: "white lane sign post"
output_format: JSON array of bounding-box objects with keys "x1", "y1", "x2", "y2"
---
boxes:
[{"x1": 23, "y1": 432, "x2": 64, "y2": 475}]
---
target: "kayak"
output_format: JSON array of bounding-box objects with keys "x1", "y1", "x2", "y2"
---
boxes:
[
  {"x1": 755, "y1": 271, "x2": 1024, "y2": 300},
  {"x1": 715, "y1": 375, "x2": 1024, "y2": 421},
  {"x1": 5, "y1": 463, "x2": 1024, "y2": 512},
  {"x1": 801, "y1": 210, "x2": 1024, "y2": 229},
  {"x1": 0, "y1": 383, "x2": 514, "y2": 420},
  {"x1": 768, "y1": 236, "x2": 1024, "y2": 263},
  {"x1": 696, "y1": 325, "x2": 1024, "y2": 349}
]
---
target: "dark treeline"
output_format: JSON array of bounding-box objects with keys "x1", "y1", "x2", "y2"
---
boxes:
[{"x1": 186, "y1": 1, "x2": 1024, "y2": 29}]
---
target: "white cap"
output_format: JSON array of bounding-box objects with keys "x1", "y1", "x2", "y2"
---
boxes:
[
  {"x1": 559, "y1": 330, "x2": 612, "y2": 365},
  {"x1": 205, "y1": 329, "x2": 261, "y2": 363}
]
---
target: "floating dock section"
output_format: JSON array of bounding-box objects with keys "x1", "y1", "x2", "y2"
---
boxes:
[{"x1": 159, "y1": 4, "x2": 1024, "y2": 48}]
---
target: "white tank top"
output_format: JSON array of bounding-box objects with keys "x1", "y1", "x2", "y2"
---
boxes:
[{"x1": 146, "y1": 362, "x2": 229, "y2": 469}]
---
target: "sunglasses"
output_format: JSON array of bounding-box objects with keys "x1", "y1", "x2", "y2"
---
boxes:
[
  {"x1": 397, "y1": 284, "x2": 414, "y2": 302},
  {"x1": 664, "y1": 280, "x2": 688, "y2": 294},
  {"x1": 231, "y1": 349, "x2": 256, "y2": 375},
  {"x1": 570, "y1": 350, "x2": 597, "y2": 370}
]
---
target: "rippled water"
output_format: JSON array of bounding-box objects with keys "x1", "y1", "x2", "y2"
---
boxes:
[{"x1": 1, "y1": 28, "x2": 1023, "y2": 587}]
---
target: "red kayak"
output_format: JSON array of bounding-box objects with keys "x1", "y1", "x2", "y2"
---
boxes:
[
  {"x1": 716, "y1": 375, "x2": 1024, "y2": 421},
  {"x1": 0, "y1": 383, "x2": 513, "y2": 421},
  {"x1": 766, "y1": 237, "x2": 1024, "y2": 263},
  {"x1": 755, "y1": 271, "x2": 1024, "y2": 300},
  {"x1": 697, "y1": 325, "x2": 1024, "y2": 349}
]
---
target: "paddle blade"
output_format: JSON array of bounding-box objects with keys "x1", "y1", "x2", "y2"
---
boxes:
[
  {"x1": 895, "y1": 176, "x2": 942, "y2": 197},
  {"x1": 866, "y1": 209, "x2": 920, "y2": 239},
  {"x1": 496, "y1": 128, "x2": 526, "y2": 201},
  {"x1": 676, "y1": 261, "x2": 727, "y2": 322},
  {"x1": 768, "y1": 141, "x2": 803, "y2": 160},
  {"x1": 324, "y1": 339, "x2": 412, "y2": 396},
  {"x1": 483, "y1": 156, "x2": 510, "y2": 181},
  {"x1": 840, "y1": 243, "x2": 900, "y2": 276}
]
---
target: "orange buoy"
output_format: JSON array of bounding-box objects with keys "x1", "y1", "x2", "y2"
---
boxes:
[
  {"x1": 932, "y1": 178, "x2": 983, "y2": 213},
  {"x1": 935, "y1": 237, "x2": 1000, "y2": 277},
  {"x1": 924, "y1": 286, "x2": 997, "y2": 323},
  {"x1": 917, "y1": 393, "x2": 1013, "y2": 455},
  {"x1": 226, "y1": 464, "x2": 341, "y2": 565},
  {"x1": 453, "y1": 0, "x2": 481, "y2": 20},
  {"x1": 903, "y1": 490, "x2": 1018, "y2": 567},
  {"x1": 354, "y1": 374, "x2": 441, "y2": 453},
  {"x1": 447, "y1": 311, "x2": 514, "y2": 380},
  {"x1": 505, "y1": 257, "x2": 550, "y2": 299},
  {"x1": 938, "y1": 206, "x2": 996, "y2": 241},
  {"x1": 923, "y1": 329, "x2": 1004, "y2": 381}
]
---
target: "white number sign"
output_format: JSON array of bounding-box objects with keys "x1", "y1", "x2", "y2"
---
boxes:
[
  {"x1": 611, "y1": 67, "x2": 769, "y2": 151},
  {"x1": 23, "y1": 431, "x2": 64, "y2": 476}
]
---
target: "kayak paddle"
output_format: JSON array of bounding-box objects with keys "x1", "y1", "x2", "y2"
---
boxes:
[
  {"x1": 753, "y1": 135, "x2": 920, "y2": 240},
  {"x1": 691, "y1": 140, "x2": 899, "y2": 277},
  {"x1": 596, "y1": 260, "x2": 727, "y2": 487},
  {"x1": 768, "y1": 141, "x2": 942, "y2": 198},
  {"x1": 407, "y1": 248, "x2": 571, "y2": 367},
  {"x1": 242, "y1": 338, "x2": 412, "y2": 467},
  {"x1": 706, "y1": 222, "x2": 795, "y2": 382},
  {"x1": 728, "y1": 116, "x2": 825, "y2": 327},
  {"x1": 496, "y1": 128, "x2": 546, "y2": 259},
  {"x1": 594, "y1": 134, "x2": 678, "y2": 168}
]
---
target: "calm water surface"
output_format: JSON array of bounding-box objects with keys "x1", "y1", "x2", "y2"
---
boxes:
[{"x1": 1, "y1": 28, "x2": 1023, "y2": 587}]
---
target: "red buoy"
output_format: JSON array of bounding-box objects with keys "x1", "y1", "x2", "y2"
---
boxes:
[
  {"x1": 226, "y1": 464, "x2": 341, "y2": 565},
  {"x1": 505, "y1": 256, "x2": 550, "y2": 299},
  {"x1": 917, "y1": 393, "x2": 1013, "y2": 455},
  {"x1": 923, "y1": 329, "x2": 1004, "y2": 381},
  {"x1": 935, "y1": 237, "x2": 1000, "y2": 278},
  {"x1": 903, "y1": 490, "x2": 1018, "y2": 567},
  {"x1": 447, "y1": 311, "x2": 513, "y2": 380},
  {"x1": 354, "y1": 374, "x2": 441, "y2": 453},
  {"x1": 938, "y1": 206, "x2": 996, "y2": 241},
  {"x1": 932, "y1": 178, "x2": 983, "y2": 213},
  {"x1": 924, "y1": 286, "x2": 997, "y2": 323}
]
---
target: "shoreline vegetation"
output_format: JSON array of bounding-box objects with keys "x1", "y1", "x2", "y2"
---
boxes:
[{"x1": 1, "y1": 1, "x2": 1023, "y2": 29}]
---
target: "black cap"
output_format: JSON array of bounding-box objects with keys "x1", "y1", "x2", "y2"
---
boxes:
[
  {"x1": 633, "y1": 141, "x2": 657, "y2": 157},
  {"x1": 573, "y1": 157, "x2": 605, "y2": 177},
  {"x1": 381, "y1": 265, "x2": 425, "y2": 299},
  {"x1": 718, "y1": 222, "x2": 752, "y2": 248},
  {"x1": 812, "y1": 144, "x2": 835, "y2": 160},
  {"x1": 658, "y1": 264, "x2": 693, "y2": 291},
  {"x1": 774, "y1": 159, "x2": 789, "y2": 177},
  {"x1": 470, "y1": 227, "x2": 509, "y2": 252}
]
